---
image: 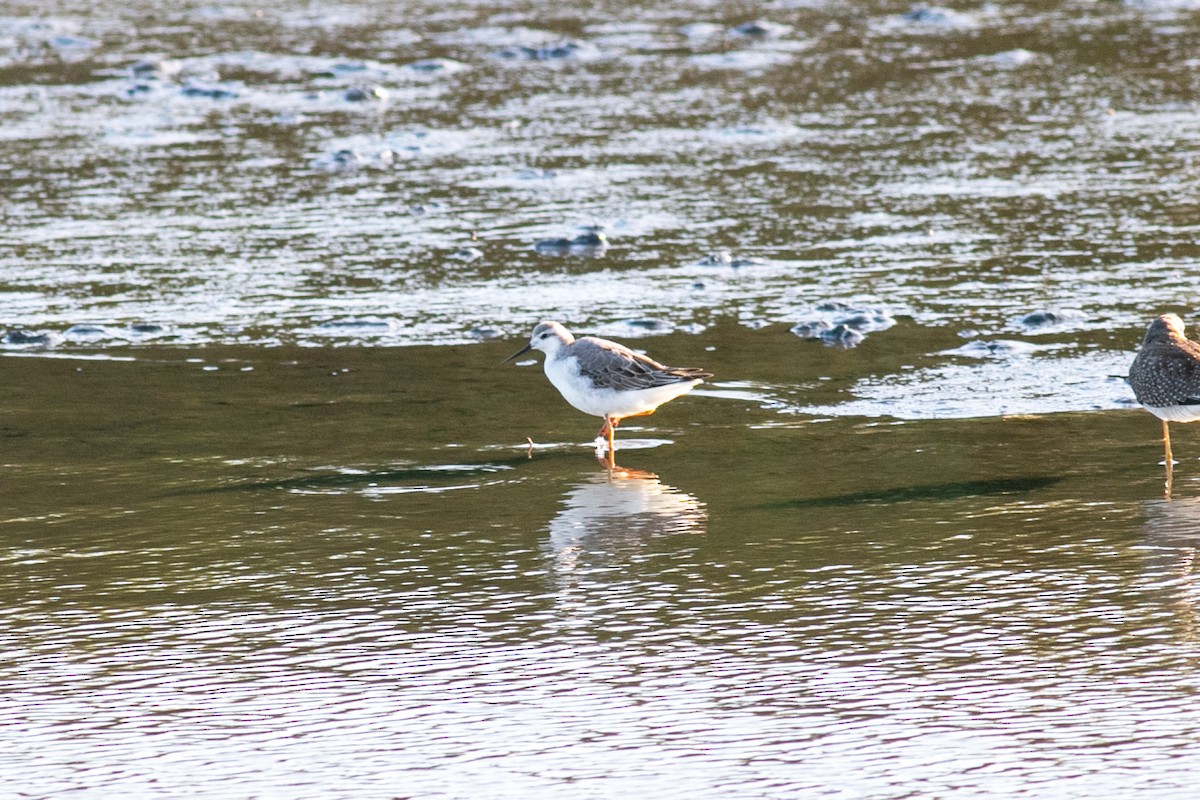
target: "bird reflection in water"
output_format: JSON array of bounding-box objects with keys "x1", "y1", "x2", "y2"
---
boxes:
[
  {"x1": 1141, "y1": 496, "x2": 1200, "y2": 641},
  {"x1": 544, "y1": 456, "x2": 706, "y2": 577}
]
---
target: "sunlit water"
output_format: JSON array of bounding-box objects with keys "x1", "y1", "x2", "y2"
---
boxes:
[{"x1": 4, "y1": 1, "x2": 1200, "y2": 797}]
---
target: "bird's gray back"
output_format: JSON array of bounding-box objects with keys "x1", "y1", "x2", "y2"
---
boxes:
[{"x1": 568, "y1": 337, "x2": 711, "y2": 392}]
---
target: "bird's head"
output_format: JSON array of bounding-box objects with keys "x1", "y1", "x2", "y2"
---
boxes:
[
  {"x1": 504, "y1": 321, "x2": 575, "y2": 362},
  {"x1": 1144, "y1": 313, "x2": 1188, "y2": 345}
]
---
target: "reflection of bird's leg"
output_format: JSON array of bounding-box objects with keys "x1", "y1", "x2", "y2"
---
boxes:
[
  {"x1": 1164, "y1": 419, "x2": 1175, "y2": 499},
  {"x1": 596, "y1": 446, "x2": 627, "y2": 472}
]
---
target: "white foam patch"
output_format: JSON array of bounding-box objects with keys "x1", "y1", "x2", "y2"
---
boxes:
[
  {"x1": 687, "y1": 50, "x2": 795, "y2": 70},
  {"x1": 795, "y1": 349, "x2": 1135, "y2": 420}
]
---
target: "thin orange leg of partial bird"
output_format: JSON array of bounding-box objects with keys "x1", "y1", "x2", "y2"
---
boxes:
[
  {"x1": 607, "y1": 415, "x2": 617, "y2": 454},
  {"x1": 1164, "y1": 419, "x2": 1175, "y2": 499}
]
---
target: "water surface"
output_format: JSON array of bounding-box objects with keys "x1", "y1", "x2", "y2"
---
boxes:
[{"x1": 4, "y1": 1, "x2": 1200, "y2": 797}]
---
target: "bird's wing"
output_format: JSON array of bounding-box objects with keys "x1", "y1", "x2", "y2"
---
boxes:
[
  {"x1": 1131, "y1": 340, "x2": 1200, "y2": 406},
  {"x1": 573, "y1": 337, "x2": 710, "y2": 392}
]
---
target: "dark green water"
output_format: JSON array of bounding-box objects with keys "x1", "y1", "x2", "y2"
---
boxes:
[
  {"x1": 4, "y1": 335, "x2": 1200, "y2": 797},
  {"x1": 5, "y1": 0, "x2": 1200, "y2": 797}
]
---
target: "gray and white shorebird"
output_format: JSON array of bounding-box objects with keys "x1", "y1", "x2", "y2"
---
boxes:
[
  {"x1": 505, "y1": 321, "x2": 712, "y2": 452},
  {"x1": 1129, "y1": 313, "x2": 1200, "y2": 478}
]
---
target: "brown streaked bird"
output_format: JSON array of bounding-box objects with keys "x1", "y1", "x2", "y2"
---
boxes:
[
  {"x1": 1129, "y1": 313, "x2": 1200, "y2": 484},
  {"x1": 504, "y1": 321, "x2": 712, "y2": 454}
]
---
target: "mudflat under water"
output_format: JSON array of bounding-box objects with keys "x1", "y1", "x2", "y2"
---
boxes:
[{"x1": 4, "y1": 1, "x2": 1200, "y2": 798}]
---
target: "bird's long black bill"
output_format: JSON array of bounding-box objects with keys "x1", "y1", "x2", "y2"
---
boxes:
[{"x1": 503, "y1": 342, "x2": 533, "y2": 363}]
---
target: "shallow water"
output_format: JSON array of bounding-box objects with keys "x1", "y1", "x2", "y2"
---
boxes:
[
  {"x1": 5, "y1": 0, "x2": 1200, "y2": 797},
  {"x1": 4, "y1": 340, "x2": 1200, "y2": 799}
]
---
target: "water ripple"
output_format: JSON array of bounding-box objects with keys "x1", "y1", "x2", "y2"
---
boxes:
[{"x1": 4, "y1": 1, "x2": 1200, "y2": 796}]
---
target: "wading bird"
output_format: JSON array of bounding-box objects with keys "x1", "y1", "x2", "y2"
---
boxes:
[
  {"x1": 1129, "y1": 313, "x2": 1200, "y2": 496},
  {"x1": 505, "y1": 321, "x2": 711, "y2": 454}
]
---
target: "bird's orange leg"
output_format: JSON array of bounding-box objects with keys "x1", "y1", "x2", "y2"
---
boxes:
[
  {"x1": 1164, "y1": 419, "x2": 1174, "y2": 499},
  {"x1": 597, "y1": 410, "x2": 657, "y2": 452}
]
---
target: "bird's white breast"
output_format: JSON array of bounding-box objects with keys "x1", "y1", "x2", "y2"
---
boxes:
[
  {"x1": 1144, "y1": 404, "x2": 1200, "y2": 423},
  {"x1": 543, "y1": 351, "x2": 700, "y2": 419},
  {"x1": 544, "y1": 352, "x2": 609, "y2": 417}
]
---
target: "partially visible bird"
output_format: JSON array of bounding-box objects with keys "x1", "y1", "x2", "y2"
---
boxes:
[
  {"x1": 1129, "y1": 313, "x2": 1200, "y2": 487},
  {"x1": 505, "y1": 321, "x2": 711, "y2": 453}
]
